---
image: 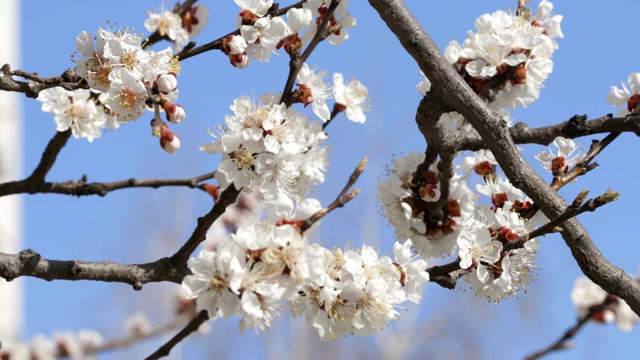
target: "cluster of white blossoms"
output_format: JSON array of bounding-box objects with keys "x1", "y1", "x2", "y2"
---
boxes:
[
  {"x1": 38, "y1": 27, "x2": 187, "y2": 153},
  {"x1": 200, "y1": 94, "x2": 329, "y2": 199},
  {"x1": 144, "y1": 4, "x2": 210, "y2": 49},
  {"x1": 183, "y1": 213, "x2": 428, "y2": 338},
  {"x1": 377, "y1": 151, "x2": 477, "y2": 259},
  {"x1": 378, "y1": 148, "x2": 547, "y2": 302},
  {"x1": 417, "y1": 0, "x2": 562, "y2": 125},
  {"x1": 379, "y1": 0, "x2": 569, "y2": 303},
  {"x1": 571, "y1": 276, "x2": 640, "y2": 331},
  {"x1": 226, "y1": 0, "x2": 356, "y2": 68}
]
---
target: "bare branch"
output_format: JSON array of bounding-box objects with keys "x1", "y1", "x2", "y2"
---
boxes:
[
  {"x1": 300, "y1": 157, "x2": 366, "y2": 233},
  {"x1": 169, "y1": 186, "x2": 241, "y2": 265},
  {"x1": 505, "y1": 190, "x2": 619, "y2": 252},
  {"x1": 524, "y1": 296, "x2": 618, "y2": 360},
  {"x1": 0, "y1": 64, "x2": 84, "y2": 97},
  {"x1": 0, "y1": 130, "x2": 72, "y2": 196},
  {"x1": 0, "y1": 172, "x2": 215, "y2": 197},
  {"x1": 0, "y1": 250, "x2": 186, "y2": 289},
  {"x1": 453, "y1": 114, "x2": 640, "y2": 152},
  {"x1": 86, "y1": 314, "x2": 192, "y2": 356},
  {"x1": 145, "y1": 310, "x2": 209, "y2": 360}
]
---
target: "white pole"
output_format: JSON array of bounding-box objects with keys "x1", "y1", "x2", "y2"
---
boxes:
[{"x1": 0, "y1": 0, "x2": 23, "y2": 348}]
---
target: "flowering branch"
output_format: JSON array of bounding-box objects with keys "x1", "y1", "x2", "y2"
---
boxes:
[
  {"x1": 175, "y1": 2, "x2": 306, "y2": 62},
  {"x1": 369, "y1": 0, "x2": 640, "y2": 316},
  {"x1": 521, "y1": 131, "x2": 619, "y2": 219},
  {"x1": 280, "y1": 0, "x2": 342, "y2": 106},
  {"x1": 411, "y1": 188, "x2": 618, "y2": 289},
  {"x1": 144, "y1": 310, "x2": 208, "y2": 360},
  {"x1": 300, "y1": 157, "x2": 366, "y2": 232},
  {"x1": 552, "y1": 132, "x2": 620, "y2": 189},
  {"x1": 0, "y1": 249, "x2": 186, "y2": 289}
]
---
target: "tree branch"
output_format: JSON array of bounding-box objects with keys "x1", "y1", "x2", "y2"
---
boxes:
[
  {"x1": 175, "y1": 2, "x2": 306, "y2": 62},
  {"x1": 452, "y1": 114, "x2": 640, "y2": 152},
  {"x1": 280, "y1": 0, "x2": 342, "y2": 106},
  {"x1": 0, "y1": 130, "x2": 72, "y2": 196},
  {"x1": 368, "y1": 0, "x2": 640, "y2": 315},
  {"x1": 0, "y1": 250, "x2": 186, "y2": 289},
  {"x1": 0, "y1": 172, "x2": 216, "y2": 197},
  {"x1": 0, "y1": 64, "x2": 85, "y2": 98},
  {"x1": 169, "y1": 186, "x2": 241, "y2": 265},
  {"x1": 144, "y1": 310, "x2": 209, "y2": 360},
  {"x1": 300, "y1": 157, "x2": 366, "y2": 233},
  {"x1": 524, "y1": 296, "x2": 618, "y2": 360}
]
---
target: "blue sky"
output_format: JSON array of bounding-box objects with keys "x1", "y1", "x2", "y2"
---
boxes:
[{"x1": 11, "y1": 1, "x2": 640, "y2": 359}]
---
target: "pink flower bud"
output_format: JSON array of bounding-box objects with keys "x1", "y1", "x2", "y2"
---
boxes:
[
  {"x1": 224, "y1": 35, "x2": 247, "y2": 55},
  {"x1": 160, "y1": 125, "x2": 180, "y2": 154},
  {"x1": 154, "y1": 73, "x2": 178, "y2": 94},
  {"x1": 162, "y1": 101, "x2": 186, "y2": 123},
  {"x1": 230, "y1": 53, "x2": 250, "y2": 69}
]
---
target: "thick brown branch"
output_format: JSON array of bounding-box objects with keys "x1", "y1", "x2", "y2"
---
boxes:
[
  {"x1": 369, "y1": 0, "x2": 640, "y2": 315},
  {"x1": 453, "y1": 114, "x2": 640, "y2": 152},
  {"x1": 0, "y1": 250, "x2": 186, "y2": 289}
]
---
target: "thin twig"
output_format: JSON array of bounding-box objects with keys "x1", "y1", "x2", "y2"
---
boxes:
[
  {"x1": 300, "y1": 157, "x2": 366, "y2": 233},
  {"x1": 524, "y1": 296, "x2": 618, "y2": 360},
  {"x1": 505, "y1": 190, "x2": 619, "y2": 252},
  {"x1": 521, "y1": 132, "x2": 621, "y2": 219},
  {"x1": 322, "y1": 104, "x2": 343, "y2": 130},
  {"x1": 144, "y1": 310, "x2": 209, "y2": 360},
  {"x1": 552, "y1": 132, "x2": 621, "y2": 190},
  {"x1": 29, "y1": 130, "x2": 72, "y2": 184},
  {"x1": 169, "y1": 186, "x2": 241, "y2": 265},
  {"x1": 82, "y1": 314, "x2": 192, "y2": 357},
  {"x1": 0, "y1": 172, "x2": 216, "y2": 197}
]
